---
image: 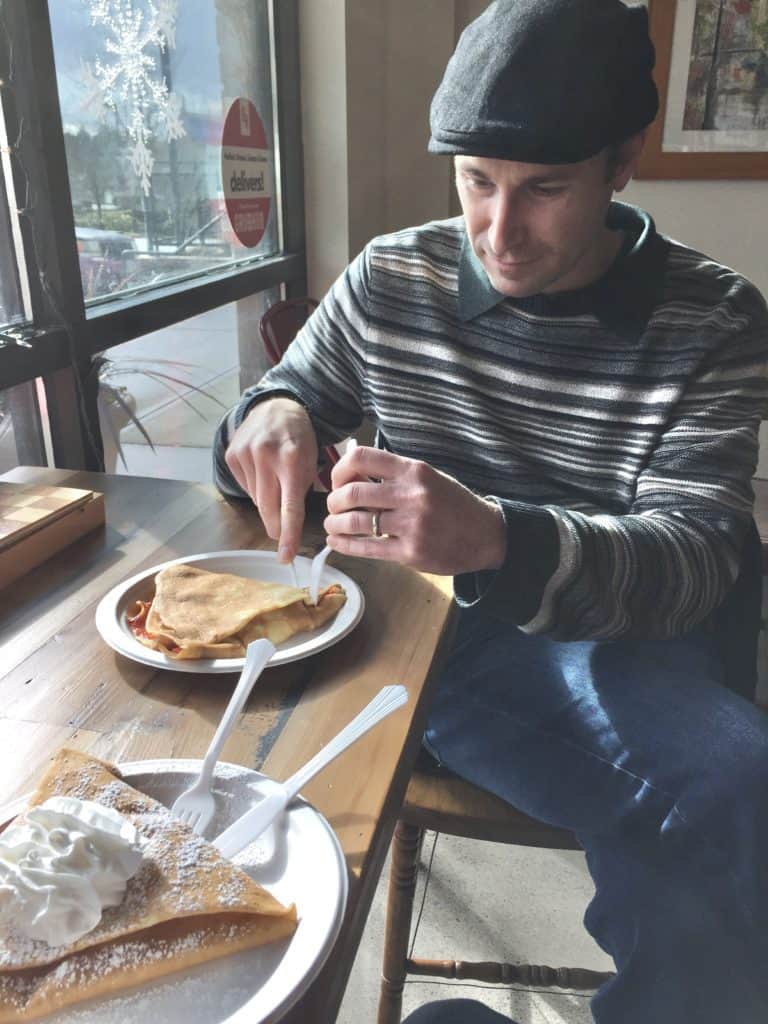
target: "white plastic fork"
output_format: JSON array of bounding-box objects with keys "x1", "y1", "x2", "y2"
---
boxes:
[
  {"x1": 171, "y1": 638, "x2": 276, "y2": 835},
  {"x1": 307, "y1": 544, "x2": 332, "y2": 606},
  {"x1": 307, "y1": 438, "x2": 358, "y2": 605},
  {"x1": 212, "y1": 683, "x2": 408, "y2": 859}
]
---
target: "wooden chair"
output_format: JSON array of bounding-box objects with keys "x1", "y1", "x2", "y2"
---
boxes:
[
  {"x1": 259, "y1": 296, "x2": 319, "y2": 366},
  {"x1": 378, "y1": 512, "x2": 768, "y2": 1024},
  {"x1": 376, "y1": 749, "x2": 615, "y2": 1024},
  {"x1": 259, "y1": 297, "x2": 340, "y2": 489}
]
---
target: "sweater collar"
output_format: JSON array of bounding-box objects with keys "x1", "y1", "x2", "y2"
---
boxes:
[{"x1": 457, "y1": 202, "x2": 668, "y2": 338}]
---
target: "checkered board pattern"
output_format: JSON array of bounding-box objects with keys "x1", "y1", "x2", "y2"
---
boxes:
[{"x1": 0, "y1": 483, "x2": 94, "y2": 553}]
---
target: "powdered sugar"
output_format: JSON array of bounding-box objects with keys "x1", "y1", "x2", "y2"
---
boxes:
[
  {"x1": 38, "y1": 953, "x2": 269, "y2": 1024},
  {"x1": 0, "y1": 920, "x2": 273, "y2": 1021},
  {"x1": 1, "y1": 765, "x2": 260, "y2": 970},
  {"x1": 0, "y1": 759, "x2": 345, "y2": 1024}
]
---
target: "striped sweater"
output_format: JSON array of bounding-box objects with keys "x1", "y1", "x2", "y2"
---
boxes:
[{"x1": 214, "y1": 202, "x2": 768, "y2": 642}]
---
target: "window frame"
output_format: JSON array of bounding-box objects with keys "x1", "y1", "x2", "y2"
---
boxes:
[{"x1": 0, "y1": 0, "x2": 306, "y2": 470}]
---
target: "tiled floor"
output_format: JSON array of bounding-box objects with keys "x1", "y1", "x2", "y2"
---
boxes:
[
  {"x1": 98, "y1": 302, "x2": 250, "y2": 477},
  {"x1": 114, "y1": 441, "x2": 216, "y2": 481},
  {"x1": 337, "y1": 832, "x2": 610, "y2": 1024}
]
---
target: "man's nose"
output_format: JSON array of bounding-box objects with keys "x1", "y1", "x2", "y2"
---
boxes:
[{"x1": 487, "y1": 193, "x2": 526, "y2": 255}]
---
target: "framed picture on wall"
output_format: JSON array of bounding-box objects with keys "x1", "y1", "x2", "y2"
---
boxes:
[{"x1": 636, "y1": 0, "x2": 768, "y2": 179}]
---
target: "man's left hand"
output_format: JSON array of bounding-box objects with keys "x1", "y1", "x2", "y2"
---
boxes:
[{"x1": 324, "y1": 445, "x2": 507, "y2": 575}]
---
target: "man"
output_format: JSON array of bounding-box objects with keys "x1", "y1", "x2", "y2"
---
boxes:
[{"x1": 214, "y1": 1, "x2": 768, "y2": 1021}]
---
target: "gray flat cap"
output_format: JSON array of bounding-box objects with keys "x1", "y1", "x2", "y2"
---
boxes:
[{"x1": 429, "y1": 0, "x2": 659, "y2": 164}]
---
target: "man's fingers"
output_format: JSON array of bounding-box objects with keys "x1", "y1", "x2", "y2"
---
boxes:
[
  {"x1": 254, "y1": 472, "x2": 308, "y2": 560},
  {"x1": 277, "y1": 483, "x2": 308, "y2": 562},
  {"x1": 325, "y1": 508, "x2": 397, "y2": 539},
  {"x1": 256, "y1": 473, "x2": 281, "y2": 540},
  {"x1": 225, "y1": 445, "x2": 263, "y2": 509},
  {"x1": 326, "y1": 531, "x2": 402, "y2": 563},
  {"x1": 326, "y1": 480, "x2": 396, "y2": 515},
  {"x1": 330, "y1": 444, "x2": 405, "y2": 489},
  {"x1": 224, "y1": 448, "x2": 251, "y2": 499},
  {"x1": 242, "y1": 458, "x2": 262, "y2": 510},
  {"x1": 223, "y1": 401, "x2": 319, "y2": 561}
]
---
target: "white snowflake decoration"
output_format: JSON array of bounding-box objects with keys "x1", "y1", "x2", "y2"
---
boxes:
[
  {"x1": 155, "y1": 0, "x2": 178, "y2": 48},
  {"x1": 82, "y1": 0, "x2": 186, "y2": 195},
  {"x1": 160, "y1": 90, "x2": 184, "y2": 140}
]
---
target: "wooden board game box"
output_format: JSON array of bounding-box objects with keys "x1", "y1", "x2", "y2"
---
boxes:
[{"x1": 0, "y1": 482, "x2": 105, "y2": 590}]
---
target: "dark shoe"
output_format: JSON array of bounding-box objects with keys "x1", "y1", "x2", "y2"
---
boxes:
[{"x1": 402, "y1": 998, "x2": 515, "y2": 1024}]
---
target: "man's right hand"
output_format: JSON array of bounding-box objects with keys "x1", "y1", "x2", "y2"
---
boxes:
[{"x1": 224, "y1": 397, "x2": 318, "y2": 562}]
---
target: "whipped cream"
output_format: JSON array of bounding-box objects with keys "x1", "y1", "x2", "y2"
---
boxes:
[{"x1": 0, "y1": 796, "x2": 143, "y2": 947}]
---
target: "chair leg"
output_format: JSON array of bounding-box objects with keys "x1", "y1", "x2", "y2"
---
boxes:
[{"x1": 377, "y1": 819, "x2": 424, "y2": 1024}]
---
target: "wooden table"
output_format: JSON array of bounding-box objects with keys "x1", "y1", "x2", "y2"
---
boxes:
[{"x1": 0, "y1": 467, "x2": 457, "y2": 1023}]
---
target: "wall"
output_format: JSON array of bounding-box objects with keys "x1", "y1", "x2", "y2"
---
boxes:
[
  {"x1": 345, "y1": 0, "x2": 456, "y2": 258},
  {"x1": 297, "y1": 0, "x2": 349, "y2": 299},
  {"x1": 623, "y1": 179, "x2": 768, "y2": 295},
  {"x1": 299, "y1": 0, "x2": 456, "y2": 298}
]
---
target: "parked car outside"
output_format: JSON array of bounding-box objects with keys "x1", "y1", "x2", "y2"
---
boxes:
[{"x1": 75, "y1": 226, "x2": 139, "y2": 298}]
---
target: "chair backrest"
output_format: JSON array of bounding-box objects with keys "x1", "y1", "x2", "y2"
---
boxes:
[{"x1": 259, "y1": 297, "x2": 319, "y2": 366}]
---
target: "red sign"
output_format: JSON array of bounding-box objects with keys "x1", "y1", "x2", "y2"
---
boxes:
[{"x1": 221, "y1": 98, "x2": 272, "y2": 248}]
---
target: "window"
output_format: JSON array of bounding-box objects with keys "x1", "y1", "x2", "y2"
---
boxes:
[
  {"x1": 0, "y1": 143, "x2": 24, "y2": 326},
  {"x1": 97, "y1": 288, "x2": 278, "y2": 481},
  {"x1": 0, "y1": 382, "x2": 48, "y2": 474},
  {"x1": 50, "y1": 0, "x2": 280, "y2": 303},
  {"x1": 0, "y1": 44, "x2": 48, "y2": 474},
  {"x1": 0, "y1": 0, "x2": 305, "y2": 477}
]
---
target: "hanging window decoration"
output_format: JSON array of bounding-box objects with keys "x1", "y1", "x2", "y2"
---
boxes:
[{"x1": 82, "y1": 0, "x2": 186, "y2": 195}]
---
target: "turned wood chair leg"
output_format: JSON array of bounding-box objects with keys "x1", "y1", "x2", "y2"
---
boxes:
[{"x1": 377, "y1": 819, "x2": 424, "y2": 1024}]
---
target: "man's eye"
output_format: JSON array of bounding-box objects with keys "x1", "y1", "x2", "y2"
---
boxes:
[
  {"x1": 530, "y1": 184, "x2": 565, "y2": 198},
  {"x1": 465, "y1": 176, "x2": 492, "y2": 190}
]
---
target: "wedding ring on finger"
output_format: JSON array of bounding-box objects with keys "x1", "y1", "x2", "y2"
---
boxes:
[{"x1": 370, "y1": 510, "x2": 388, "y2": 539}]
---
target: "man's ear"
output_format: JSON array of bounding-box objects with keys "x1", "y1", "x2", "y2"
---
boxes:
[{"x1": 612, "y1": 130, "x2": 647, "y2": 192}]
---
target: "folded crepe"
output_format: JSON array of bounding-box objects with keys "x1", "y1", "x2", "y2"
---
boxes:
[
  {"x1": 0, "y1": 749, "x2": 297, "y2": 1023},
  {"x1": 127, "y1": 562, "x2": 347, "y2": 659}
]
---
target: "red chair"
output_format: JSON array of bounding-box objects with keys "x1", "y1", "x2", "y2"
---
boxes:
[
  {"x1": 259, "y1": 297, "x2": 319, "y2": 365},
  {"x1": 259, "y1": 297, "x2": 341, "y2": 490}
]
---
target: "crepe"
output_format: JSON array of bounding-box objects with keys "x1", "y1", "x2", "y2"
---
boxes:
[
  {"x1": 127, "y1": 563, "x2": 347, "y2": 659},
  {"x1": 0, "y1": 749, "x2": 297, "y2": 1022}
]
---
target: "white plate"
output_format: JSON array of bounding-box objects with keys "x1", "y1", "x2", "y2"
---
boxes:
[
  {"x1": 41, "y1": 759, "x2": 348, "y2": 1024},
  {"x1": 95, "y1": 550, "x2": 364, "y2": 673}
]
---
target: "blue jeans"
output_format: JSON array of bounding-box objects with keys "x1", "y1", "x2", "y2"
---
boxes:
[{"x1": 425, "y1": 606, "x2": 768, "y2": 1024}]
